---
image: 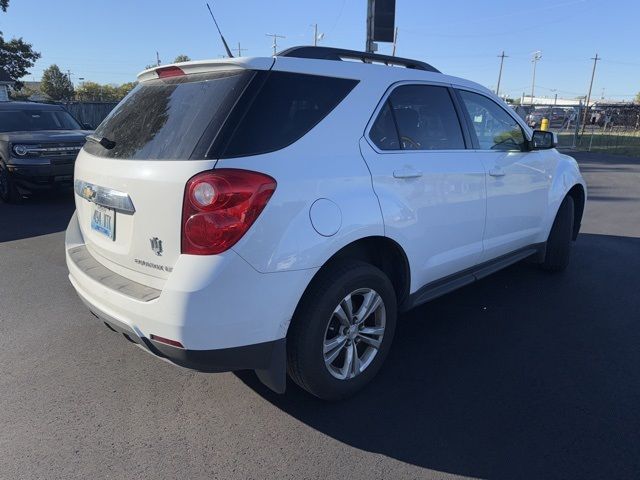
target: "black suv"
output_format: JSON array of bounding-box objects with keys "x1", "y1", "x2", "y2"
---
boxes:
[{"x1": 0, "y1": 102, "x2": 91, "y2": 203}]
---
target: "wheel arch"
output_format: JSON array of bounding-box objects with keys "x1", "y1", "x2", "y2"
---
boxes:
[
  {"x1": 290, "y1": 235, "x2": 411, "y2": 323},
  {"x1": 566, "y1": 183, "x2": 585, "y2": 240}
]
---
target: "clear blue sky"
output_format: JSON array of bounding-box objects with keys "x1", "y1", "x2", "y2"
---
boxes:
[{"x1": 2, "y1": 0, "x2": 639, "y2": 100}]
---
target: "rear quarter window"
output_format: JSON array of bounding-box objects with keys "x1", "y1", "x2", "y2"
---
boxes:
[{"x1": 215, "y1": 71, "x2": 358, "y2": 158}]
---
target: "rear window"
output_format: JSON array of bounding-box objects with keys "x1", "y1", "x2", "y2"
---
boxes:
[
  {"x1": 84, "y1": 70, "x2": 253, "y2": 160},
  {"x1": 83, "y1": 69, "x2": 357, "y2": 161},
  {"x1": 215, "y1": 71, "x2": 358, "y2": 158},
  {"x1": 0, "y1": 109, "x2": 81, "y2": 133}
]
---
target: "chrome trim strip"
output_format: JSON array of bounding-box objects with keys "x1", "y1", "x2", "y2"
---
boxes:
[{"x1": 74, "y1": 179, "x2": 136, "y2": 214}]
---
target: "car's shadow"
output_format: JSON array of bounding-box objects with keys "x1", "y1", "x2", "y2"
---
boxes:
[
  {"x1": 0, "y1": 190, "x2": 75, "y2": 242},
  {"x1": 237, "y1": 233, "x2": 640, "y2": 479}
]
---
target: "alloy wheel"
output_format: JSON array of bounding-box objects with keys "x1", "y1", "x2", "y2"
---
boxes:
[{"x1": 323, "y1": 288, "x2": 386, "y2": 380}]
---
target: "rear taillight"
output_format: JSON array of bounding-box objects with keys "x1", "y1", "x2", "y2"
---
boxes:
[{"x1": 181, "y1": 169, "x2": 276, "y2": 255}]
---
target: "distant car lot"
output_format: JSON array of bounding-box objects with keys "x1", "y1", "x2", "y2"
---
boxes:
[{"x1": 1, "y1": 151, "x2": 639, "y2": 479}]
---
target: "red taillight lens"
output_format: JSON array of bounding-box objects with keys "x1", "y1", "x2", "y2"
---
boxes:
[
  {"x1": 181, "y1": 169, "x2": 276, "y2": 255},
  {"x1": 156, "y1": 66, "x2": 185, "y2": 78}
]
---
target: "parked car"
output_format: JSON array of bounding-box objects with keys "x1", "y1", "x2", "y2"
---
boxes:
[
  {"x1": 65, "y1": 46, "x2": 586, "y2": 400},
  {"x1": 526, "y1": 107, "x2": 569, "y2": 128},
  {"x1": 0, "y1": 102, "x2": 92, "y2": 203}
]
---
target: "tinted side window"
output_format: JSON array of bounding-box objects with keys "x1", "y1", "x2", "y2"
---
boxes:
[
  {"x1": 369, "y1": 101, "x2": 400, "y2": 150},
  {"x1": 458, "y1": 90, "x2": 525, "y2": 151},
  {"x1": 385, "y1": 85, "x2": 465, "y2": 150},
  {"x1": 219, "y1": 72, "x2": 358, "y2": 158}
]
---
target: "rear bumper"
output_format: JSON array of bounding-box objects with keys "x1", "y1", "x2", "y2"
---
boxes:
[
  {"x1": 65, "y1": 211, "x2": 316, "y2": 390},
  {"x1": 81, "y1": 292, "x2": 285, "y2": 372}
]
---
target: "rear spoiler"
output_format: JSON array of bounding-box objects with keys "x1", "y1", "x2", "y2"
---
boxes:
[{"x1": 137, "y1": 57, "x2": 275, "y2": 82}]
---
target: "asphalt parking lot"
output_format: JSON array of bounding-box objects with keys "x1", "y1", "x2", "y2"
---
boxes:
[{"x1": 1, "y1": 151, "x2": 639, "y2": 479}]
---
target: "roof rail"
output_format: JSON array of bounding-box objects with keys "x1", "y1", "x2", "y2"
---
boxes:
[{"x1": 276, "y1": 46, "x2": 440, "y2": 73}]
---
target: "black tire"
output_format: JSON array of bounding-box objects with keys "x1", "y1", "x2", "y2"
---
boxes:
[
  {"x1": 0, "y1": 161, "x2": 22, "y2": 204},
  {"x1": 540, "y1": 195, "x2": 575, "y2": 272},
  {"x1": 287, "y1": 260, "x2": 397, "y2": 401}
]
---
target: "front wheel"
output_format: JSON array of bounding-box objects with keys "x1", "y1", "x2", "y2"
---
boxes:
[{"x1": 287, "y1": 261, "x2": 397, "y2": 400}]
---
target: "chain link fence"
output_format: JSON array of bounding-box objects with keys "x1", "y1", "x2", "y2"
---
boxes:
[{"x1": 511, "y1": 103, "x2": 640, "y2": 156}]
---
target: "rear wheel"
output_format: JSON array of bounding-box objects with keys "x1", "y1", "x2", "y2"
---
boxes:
[
  {"x1": 540, "y1": 195, "x2": 575, "y2": 272},
  {"x1": 0, "y1": 162, "x2": 22, "y2": 204},
  {"x1": 287, "y1": 261, "x2": 397, "y2": 400}
]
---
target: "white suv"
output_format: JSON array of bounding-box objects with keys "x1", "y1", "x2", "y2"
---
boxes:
[{"x1": 66, "y1": 47, "x2": 586, "y2": 400}]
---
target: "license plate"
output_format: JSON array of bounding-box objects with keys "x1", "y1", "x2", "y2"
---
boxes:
[{"x1": 90, "y1": 204, "x2": 115, "y2": 240}]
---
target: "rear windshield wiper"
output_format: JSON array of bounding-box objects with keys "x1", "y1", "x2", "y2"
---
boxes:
[{"x1": 87, "y1": 134, "x2": 116, "y2": 150}]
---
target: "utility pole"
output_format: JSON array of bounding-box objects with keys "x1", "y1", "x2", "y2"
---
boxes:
[
  {"x1": 391, "y1": 27, "x2": 398, "y2": 56},
  {"x1": 236, "y1": 42, "x2": 247, "y2": 57},
  {"x1": 156, "y1": 51, "x2": 161, "y2": 66},
  {"x1": 530, "y1": 51, "x2": 542, "y2": 106},
  {"x1": 313, "y1": 23, "x2": 318, "y2": 46},
  {"x1": 265, "y1": 33, "x2": 285, "y2": 56},
  {"x1": 66, "y1": 69, "x2": 72, "y2": 84},
  {"x1": 366, "y1": 0, "x2": 374, "y2": 53},
  {"x1": 581, "y1": 53, "x2": 600, "y2": 133},
  {"x1": 496, "y1": 51, "x2": 508, "y2": 96}
]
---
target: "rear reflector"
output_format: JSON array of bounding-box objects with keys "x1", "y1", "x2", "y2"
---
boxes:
[
  {"x1": 150, "y1": 334, "x2": 185, "y2": 349},
  {"x1": 156, "y1": 66, "x2": 185, "y2": 78}
]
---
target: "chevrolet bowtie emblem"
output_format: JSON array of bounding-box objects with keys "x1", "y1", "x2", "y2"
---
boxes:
[{"x1": 82, "y1": 185, "x2": 97, "y2": 201}]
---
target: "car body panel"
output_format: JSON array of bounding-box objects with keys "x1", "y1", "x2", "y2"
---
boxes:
[{"x1": 64, "y1": 52, "x2": 587, "y2": 388}]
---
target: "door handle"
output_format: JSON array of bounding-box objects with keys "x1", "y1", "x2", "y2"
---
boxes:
[
  {"x1": 393, "y1": 169, "x2": 423, "y2": 179},
  {"x1": 488, "y1": 168, "x2": 506, "y2": 177}
]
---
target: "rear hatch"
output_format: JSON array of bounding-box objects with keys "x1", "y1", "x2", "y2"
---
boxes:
[{"x1": 73, "y1": 61, "x2": 270, "y2": 283}]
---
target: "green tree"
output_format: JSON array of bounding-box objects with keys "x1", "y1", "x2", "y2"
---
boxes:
[
  {"x1": 76, "y1": 81, "x2": 137, "y2": 102},
  {"x1": 1, "y1": 0, "x2": 8, "y2": 12},
  {"x1": 636, "y1": 92, "x2": 640, "y2": 104},
  {"x1": 0, "y1": 36, "x2": 40, "y2": 88},
  {"x1": 8, "y1": 84, "x2": 35, "y2": 100},
  {"x1": 117, "y1": 81, "x2": 137, "y2": 99},
  {"x1": 174, "y1": 54, "x2": 191, "y2": 63},
  {"x1": 41, "y1": 64, "x2": 74, "y2": 100}
]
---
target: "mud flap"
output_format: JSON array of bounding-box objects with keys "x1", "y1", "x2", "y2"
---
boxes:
[{"x1": 255, "y1": 338, "x2": 286, "y2": 394}]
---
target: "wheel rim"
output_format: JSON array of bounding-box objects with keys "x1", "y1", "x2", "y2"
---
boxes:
[{"x1": 323, "y1": 288, "x2": 386, "y2": 380}]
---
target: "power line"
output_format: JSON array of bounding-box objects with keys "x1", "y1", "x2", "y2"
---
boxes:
[
  {"x1": 496, "y1": 51, "x2": 508, "y2": 96},
  {"x1": 265, "y1": 33, "x2": 285, "y2": 56}
]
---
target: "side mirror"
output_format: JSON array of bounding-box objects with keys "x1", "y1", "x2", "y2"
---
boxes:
[{"x1": 531, "y1": 130, "x2": 557, "y2": 150}]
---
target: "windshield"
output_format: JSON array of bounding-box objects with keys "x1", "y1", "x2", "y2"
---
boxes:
[
  {"x1": 83, "y1": 70, "x2": 253, "y2": 160},
  {"x1": 0, "y1": 108, "x2": 81, "y2": 133}
]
